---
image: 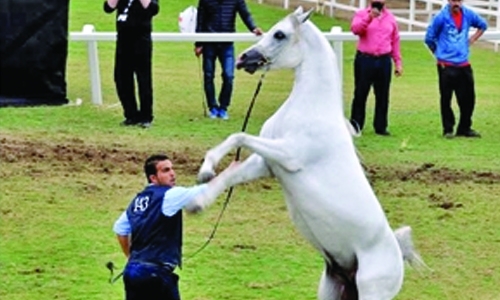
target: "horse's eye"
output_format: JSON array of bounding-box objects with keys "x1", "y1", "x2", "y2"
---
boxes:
[{"x1": 273, "y1": 31, "x2": 286, "y2": 40}]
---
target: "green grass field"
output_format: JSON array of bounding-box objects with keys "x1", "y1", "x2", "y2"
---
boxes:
[{"x1": 1, "y1": 1, "x2": 500, "y2": 299}]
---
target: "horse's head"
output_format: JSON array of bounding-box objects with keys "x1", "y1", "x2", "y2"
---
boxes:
[{"x1": 236, "y1": 6, "x2": 313, "y2": 74}]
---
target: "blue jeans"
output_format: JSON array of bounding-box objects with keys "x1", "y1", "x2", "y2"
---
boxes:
[
  {"x1": 123, "y1": 261, "x2": 180, "y2": 300},
  {"x1": 202, "y1": 43, "x2": 235, "y2": 110}
]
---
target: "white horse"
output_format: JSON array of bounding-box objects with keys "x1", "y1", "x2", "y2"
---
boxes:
[{"x1": 187, "y1": 7, "x2": 423, "y2": 300}]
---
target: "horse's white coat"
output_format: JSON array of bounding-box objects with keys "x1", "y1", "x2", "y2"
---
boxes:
[{"x1": 187, "y1": 7, "x2": 420, "y2": 300}]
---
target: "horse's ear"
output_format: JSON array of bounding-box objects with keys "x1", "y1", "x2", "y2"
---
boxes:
[
  {"x1": 293, "y1": 6, "x2": 304, "y2": 15},
  {"x1": 297, "y1": 8, "x2": 314, "y2": 23}
]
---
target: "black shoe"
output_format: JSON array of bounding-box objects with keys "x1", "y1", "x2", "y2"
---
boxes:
[
  {"x1": 120, "y1": 119, "x2": 137, "y2": 126},
  {"x1": 375, "y1": 130, "x2": 390, "y2": 136},
  {"x1": 443, "y1": 132, "x2": 454, "y2": 139},
  {"x1": 456, "y1": 129, "x2": 481, "y2": 138}
]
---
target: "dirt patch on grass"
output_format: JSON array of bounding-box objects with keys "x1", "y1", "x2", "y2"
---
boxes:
[
  {"x1": 0, "y1": 136, "x2": 202, "y2": 177},
  {"x1": 366, "y1": 163, "x2": 500, "y2": 185},
  {"x1": 2, "y1": 136, "x2": 500, "y2": 184}
]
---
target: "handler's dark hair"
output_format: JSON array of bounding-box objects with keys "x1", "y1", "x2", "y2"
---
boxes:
[{"x1": 144, "y1": 154, "x2": 169, "y2": 183}]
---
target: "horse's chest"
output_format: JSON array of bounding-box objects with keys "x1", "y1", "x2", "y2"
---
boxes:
[
  {"x1": 281, "y1": 196, "x2": 332, "y2": 250},
  {"x1": 260, "y1": 113, "x2": 309, "y2": 139}
]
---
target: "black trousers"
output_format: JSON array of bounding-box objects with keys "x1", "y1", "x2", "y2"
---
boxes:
[
  {"x1": 123, "y1": 261, "x2": 180, "y2": 300},
  {"x1": 114, "y1": 35, "x2": 153, "y2": 123},
  {"x1": 350, "y1": 51, "x2": 392, "y2": 133},
  {"x1": 437, "y1": 64, "x2": 475, "y2": 134}
]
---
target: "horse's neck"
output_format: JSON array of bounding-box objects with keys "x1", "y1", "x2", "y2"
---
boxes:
[
  {"x1": 293, "y1": 57, "x2": 338, "y2": 97},
  {"x1": 287, "y1": 23, "x2": 343, "y2": 118}
]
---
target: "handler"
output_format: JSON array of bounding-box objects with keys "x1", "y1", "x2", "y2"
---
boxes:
[{"x1": 113, "y1": 154, "x2": 209, "y2": 300}]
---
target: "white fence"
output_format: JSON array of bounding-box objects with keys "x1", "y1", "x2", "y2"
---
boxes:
[{"x1": 70, "y1": 25, "x2": 500, "y2": 105}]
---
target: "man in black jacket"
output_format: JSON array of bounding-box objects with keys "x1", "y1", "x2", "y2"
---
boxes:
[
  {"x1": 194, "y1": 0, "x2": 263, "y2": 120},
  {"x1": 104, "y1": 0, "x2": 159, "y2": 128}
]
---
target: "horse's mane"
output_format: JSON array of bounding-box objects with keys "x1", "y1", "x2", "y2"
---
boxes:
[
  {"x1": 295, "y1": 19, "x2": 343, "y2": 115},
  {"x1": 301, "y1": 20, "x2": 337, "y2": 63}
]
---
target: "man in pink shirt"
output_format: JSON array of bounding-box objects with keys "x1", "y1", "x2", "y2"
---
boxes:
[{"x1": 349, "y1": 0, "x2": 402, "y2": 136}]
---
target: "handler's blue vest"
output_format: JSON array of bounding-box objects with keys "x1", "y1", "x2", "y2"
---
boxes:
[{"x1": 126, "y1": 185, "x2": 183, "y2": 267}]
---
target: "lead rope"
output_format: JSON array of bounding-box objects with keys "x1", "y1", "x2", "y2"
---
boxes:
[
  {"x1": 106, "y1": 71, "x2": 267, "y2": 284},
  {"x1": 184, "y1": 71, "x2": 267, "y2": 261}
]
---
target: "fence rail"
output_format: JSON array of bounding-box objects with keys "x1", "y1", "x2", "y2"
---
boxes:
[{"x1": 71, "y1": 25, "x2": 500, "y2": 105}]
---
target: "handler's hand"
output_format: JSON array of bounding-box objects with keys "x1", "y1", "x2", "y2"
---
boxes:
[
  {"x1": 253, "y1": 27, "x2": 264, "y2": 36},
  {"x1": 194, "y1": 46, "x2": 203, "y2": 57},
  {"x1": 370, "y1": 8, "x2": 381, "y2": 18},
  {"x1": 468, "y1": 37, "x2": 478, "y2": 46},
  {"x1": 185, "y1": 203, "x2": 203, "y2": 214},
  {"x1": 395, "y1": 66, "x2": 403, "y2": 77},
  {"x1": 228, "y1": 160, "x2": 241, "y2": 168}
]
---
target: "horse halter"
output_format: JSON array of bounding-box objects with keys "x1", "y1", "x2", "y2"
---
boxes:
[{"x1": 236, "y1": 45, "x2": 272, "y2": 74}]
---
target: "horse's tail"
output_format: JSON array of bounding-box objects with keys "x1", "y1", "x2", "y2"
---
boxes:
[{"x1": 394, "y1": 226, "x2": 431, "y2": 272}]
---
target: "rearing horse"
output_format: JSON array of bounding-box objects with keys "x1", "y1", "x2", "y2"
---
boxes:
[{"x1": 187, "y1": 7, "x2": 423, "y2": 300}]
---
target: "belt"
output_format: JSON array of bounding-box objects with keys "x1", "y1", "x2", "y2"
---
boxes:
[
  {"x1": 356, "y1": 51, "x2": 390, "y2": 59},
  {"x1": 131, "y1": 260, "x2": 177, "y2": 272},
  {"x1": 437, "y1": 61, "x2": 470, "y2": 68}
]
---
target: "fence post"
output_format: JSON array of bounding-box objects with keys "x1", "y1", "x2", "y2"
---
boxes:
[
  {"x1": 496, "y1": 0, "x2": 500, "y2": 51},
  {"x1": 283, "y1": 0, "x2": 289, "y2": 9},
  {"x1": 330, "y1": 26, "x2": 344, "y2": 101},
  {"x1": 425, "y1": 0, "x2": 433, "y2": 22},
  {"x1": 409, "y1": 0, "x2": 415, "y2": 31},
  {"x1": 82, "y1": 24, "x2": 103, "y2": 105}
]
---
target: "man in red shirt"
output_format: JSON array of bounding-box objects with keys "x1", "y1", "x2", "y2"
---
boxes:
[{"x1": 425, "y1": 0, "x2": 487, "y2": 138}]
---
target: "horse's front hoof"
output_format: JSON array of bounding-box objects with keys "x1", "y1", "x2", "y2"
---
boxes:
[{"x1": 197, "y1": 170, "x2": 215, "y2": 184}]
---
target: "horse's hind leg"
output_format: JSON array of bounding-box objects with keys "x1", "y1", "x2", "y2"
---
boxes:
[
  {"x1": 187, "y1": 154, "x2": 270, "y2": 212},
  {"x1": 355, "y1": 248, "x2": 404, "y2": 300},
  {"x1": 318, "y1": 269, "x2": 349, "y2": 300},
  {"x1": 199, "y1": 133, "x2": 301, "y2": 182}
]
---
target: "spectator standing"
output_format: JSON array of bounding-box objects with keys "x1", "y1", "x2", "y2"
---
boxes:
[
  {"x1": 104, "y1": 0, "x2": 159, "y2": 128},
  {"x1": 113, "y1": 154, "x2": 209, "y2": 300},
  {"x1": 194, "y1": 0, "x2": 263, "y2": 120},
  {"x1": 349, "y1": 0, "x2": 402, "y2": 136},
  {"x1": 425, "y1": 0, "x2": 487, "y2": 138}
]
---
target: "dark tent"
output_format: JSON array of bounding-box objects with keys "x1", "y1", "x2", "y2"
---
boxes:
[{"x1": 0, "y1": 0, "x2": 69, "y2": 107}]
